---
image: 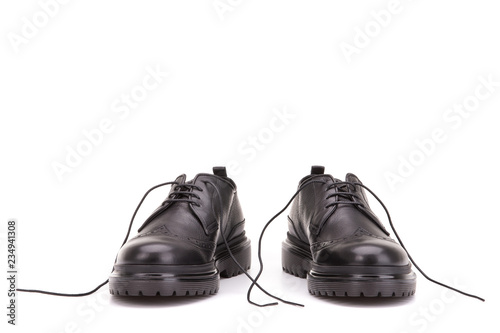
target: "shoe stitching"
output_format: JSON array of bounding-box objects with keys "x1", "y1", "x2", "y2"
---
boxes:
[
  {"x1": 310, "y1": 227, "x2": 394, "y2": 252},
  {"x1": 136, "y1": 225, "x2": 216, "y2": 250}
]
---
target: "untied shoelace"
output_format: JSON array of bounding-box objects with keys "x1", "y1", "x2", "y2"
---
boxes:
[
  {"x1": 16, "y1": 180, "x2": 283, "y2": 303},
  {"x1": 17, "y1": 179, "x2": 485, "y2": 305}
]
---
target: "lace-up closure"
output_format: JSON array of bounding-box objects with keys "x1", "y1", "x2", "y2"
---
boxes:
[
  {"x1": 248, "y1": 167, "x2": 484, "y2": 306},
  {"x1": 163, "y1": 184, "x2": 203, "y2": 207},
  {"x1": 17, "y1": 168, "x2": 256, "y2": 299},
  {"x1": 324, "y1": 181, "x2": 362, "y2": 209},
  {"x1": 16, "y1": 166, "x2": 484, "y2": 305}
]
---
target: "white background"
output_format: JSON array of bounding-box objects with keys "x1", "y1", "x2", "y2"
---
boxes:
[{"x1": 1, "y1": 1, "x2": 499, "y2": 332}]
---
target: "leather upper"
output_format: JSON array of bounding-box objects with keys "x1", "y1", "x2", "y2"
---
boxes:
[
  {"x1": 115, "y1": 168, "x2": 246, "y2": 266},
  {"x1": 287, "y1": 167, "x2": 409, "y2": 267}
]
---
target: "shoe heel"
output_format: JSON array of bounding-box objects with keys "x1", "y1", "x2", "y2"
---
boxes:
[
  {"x1": 216, "y1": 238, "x2": 251, "y2": 278},
  {"x1": 282, "y1": 240, "x2": 311, "y2": 278}
]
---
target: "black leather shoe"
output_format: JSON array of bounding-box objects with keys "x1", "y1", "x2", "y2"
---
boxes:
[
  {"x1": 109, "y1": 167, "x2": 251, "y2": 296},
  {"x1": 282, "y1": 166, "x2": 416, "y2": 297}
]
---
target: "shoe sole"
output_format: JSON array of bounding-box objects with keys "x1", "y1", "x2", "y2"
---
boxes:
[
  {"x1": 109, "y1": 237, "x2": 251, "y2": 296},
  {"x1": 282, "y1": 238, "x2": 416, "y2": 297}
]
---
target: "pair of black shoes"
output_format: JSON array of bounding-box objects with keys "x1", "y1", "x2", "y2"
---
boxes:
[
  {"x1": 19, "y1": 166, "x2": 483, "y2": 304},
  {"x1": 109, "y1": 166, "x2": 415, "y2": 300}
]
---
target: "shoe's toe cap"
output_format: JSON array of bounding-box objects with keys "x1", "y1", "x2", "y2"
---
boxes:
[
  {"x1": 314, "y1": 236, "x2": 409, "y2": 266},
  {"x1": 115, "y1": 235, "x2": 210, "y2": 265}
]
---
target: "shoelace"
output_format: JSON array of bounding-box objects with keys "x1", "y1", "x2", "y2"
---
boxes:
[
  {"x1": 163, "y1": 183, "x2": 203, "y2": 207},
  {"x1": 18, "y1": 179, "x2": 485, "y2": 304},
  {"x1": 204, "y1": 180, "x2": 301, "y2": 307},
  {"x1": 17, "y1": 181, "x2": 178, "y2": 296},
  {"x1": 246, "y1": 179, "x2": 485, "y2": 306},
  {"x1": 17, "y1": 181, "x2": 284, "y2": 303}
]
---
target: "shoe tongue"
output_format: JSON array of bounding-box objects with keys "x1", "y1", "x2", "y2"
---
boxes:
[
  {"x1": 331, "y1": 176, "x2": 352, "y2": 201},
  {"x1": 175, "y1": 174, "x2": 186, "y2": 184},
  {"x1": 345, "y1": 173, "x2": 360, "y2": 183},
  {"x1": 168, "y1": 174, "x2": 187, "y2": 197},
  {"x1": 172, "y1": 174, "x2": 196, "y2": 201}
]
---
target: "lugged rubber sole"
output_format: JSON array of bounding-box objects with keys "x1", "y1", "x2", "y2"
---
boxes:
[
  {"x1": 109, "y1": 237, "x2": 251, "y2": 296},
  {"x1": 282, "y1": 237, "x2": 416, "y2": 297}
]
